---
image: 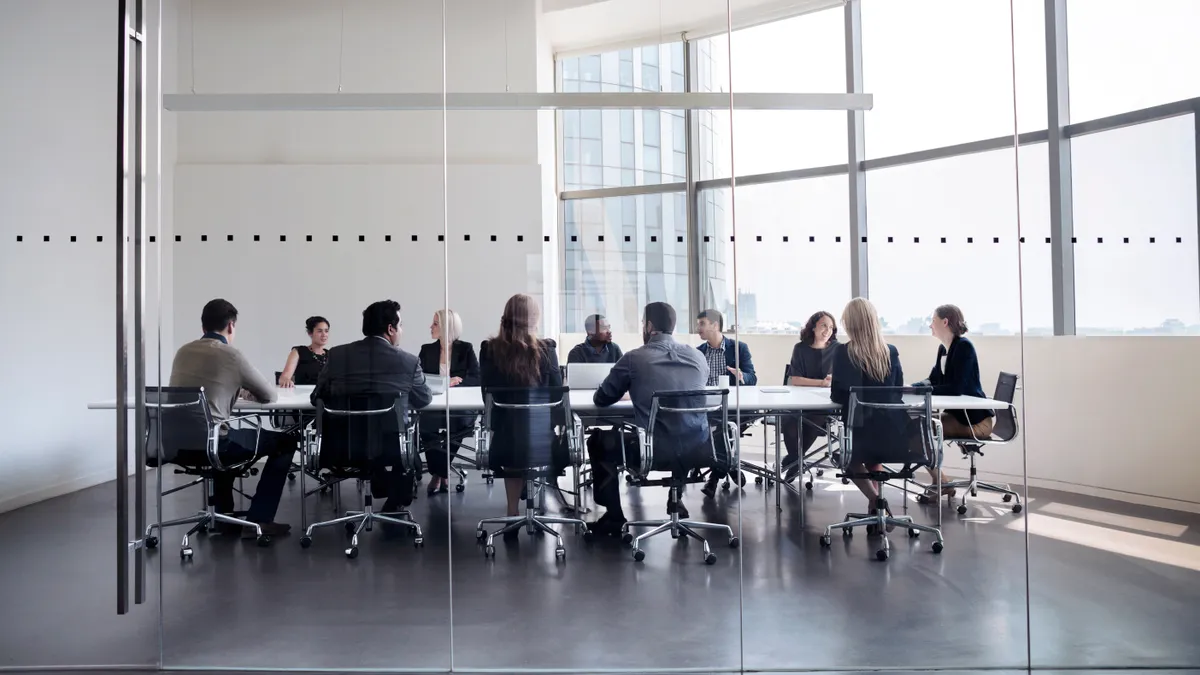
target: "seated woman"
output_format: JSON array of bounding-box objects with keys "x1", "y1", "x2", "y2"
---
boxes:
[
  {"x1": 418, "y1": 309, "x2": 480, "y2": 495},
  {"x1": 479, "y1": 294, "x2": 562, "y2": 523},
  {"x1": 830, "y1": 298, "x2": 905, "y2": 515},
  {"x1": 780, "y1": 310, "x2": 838, "y2": 481},
  {"x1": 277, "y1": 316, "x2": 330, "y2": 387},
  {"x1": 921, "y1": 304, "x2": 993, "y2": 499}
]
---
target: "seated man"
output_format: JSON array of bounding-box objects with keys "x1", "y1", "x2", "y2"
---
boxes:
[
  {"x1": 168, "y1": 299, "x2": 294, "y2": 538},
  {"x1": 588, "y1": 302, "x2": 710, "y2": 536},
  {"x1": 696, "y1": 308, "x2": 758, "y2": 496},
  {"x1": 312, "y1": 300, "x2": 433, "y2": 514},
  {"x1": 567, "y1": 313, "x2": 623, "y2": 364}
]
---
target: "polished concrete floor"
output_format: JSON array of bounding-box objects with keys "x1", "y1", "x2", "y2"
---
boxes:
[{"x1": 1, "y1": 454, "x2": 1198, "y2": 673}]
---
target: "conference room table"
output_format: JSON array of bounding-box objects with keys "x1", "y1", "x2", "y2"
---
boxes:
[{"x1": 90, "y1": 385, "x2": 1004, "y2": 515}]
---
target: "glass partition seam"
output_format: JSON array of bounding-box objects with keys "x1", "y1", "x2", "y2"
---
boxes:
[
  {"x1": 1195, "y1": 112, "x2": 1200, "y2": 315},
  {"x1": 845, "y1": 0, "x2": 868, "y2": 299},
  {"x1": 1046, "y1": 0, "x2": 1076, "y2": 335},
  {"x1": 153, "y1": 0, "x2": 164, "y2": 661},
  {"x1": 442, "y1": 0, "x2": 453, "y2": 668},
  {"x1": 133, "y1": 0, "x2": 148, "y2": 611},
  {"x1": 115, "y1": 0, "x2": 130, "y2": 617}
]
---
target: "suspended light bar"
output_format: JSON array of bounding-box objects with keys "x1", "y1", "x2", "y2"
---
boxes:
[{"x1": 162, "y1": 91, "x2": 872, "y2": 112}]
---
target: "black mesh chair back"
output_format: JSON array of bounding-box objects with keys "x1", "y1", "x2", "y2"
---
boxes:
[
  {"x1": 482, "y1": 386, "x2": 571, "y2": 474},
  {"x1": 315, "y1": 393, "x2": 414, "y2": 474},
  {"x1": 991, "y1": 372, "x2": 1020, "y2": 442},
  {"x1": 642, "y1": 388, "x2": 733, "y2": 474},
  {"x1": 782, "y1": 363, "x2": 792, "y2": 385},
  {"x1": 843, "y1": 386, "x2": 937, "y2": 472},
  {"x1": 144, "y1": 387, "x2": 214, "y2": 467}
]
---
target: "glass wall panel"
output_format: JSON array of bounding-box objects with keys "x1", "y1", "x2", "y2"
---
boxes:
[
  {"x1": 1066, "y1": 0, "x2": 1200, "y2": 122},
  {"x1": 862, "y1": 0, "x2": 1046, "y2": 158},
  {"x1": 1070, "y1": 114, "x2": 1199, "y2": 335}
]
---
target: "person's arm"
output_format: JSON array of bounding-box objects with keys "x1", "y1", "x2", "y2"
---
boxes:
[
  {"x1": 546, "y1": 344, "x2": 563, "y2": 387},
  {"x1": 611, "y1": 343, "x2": 624, "y2": 361},
  {"x1": 311, "y1": 350, "x2": 332, "y2": 406},
  {"x1": 408, "y1": 359, "x2": 434, "y2": 410},
  {"x1": 829, "y1": 349, "x2": 851, "y2": 409},
  {"x1": 926, "y1": 344, "x2": 946, "y2": 386},
  {"x1": 593, "y1": 354, "x2": 632, "y2": 407},
  {"x1": 930, "y1": 341, "x2": 974, "y2": 396},
  {"x1": 566, "y1": 344, "x2": 584, "y2": 364},
  {"x1": 457, "y1": 342, "x2": 481, "y2": 387},
  {"x1": 737, "y1": 342, "x2": 757, "y2": 385},
  {"x1": 238, "y1": 352, "x2": 277, "y2": 404},
  {"x1": 278, "y1": 349, "x2": 300, "y2": 387}
]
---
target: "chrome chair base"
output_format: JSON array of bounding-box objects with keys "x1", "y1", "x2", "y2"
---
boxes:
[
  {"x1": 917, "y1": 448, "x2": 1023, "y2": 515},
  {"x1": 144, "y1": 508, "x2": 266, "y2": 560},
  {"x1": 820, "y1": 501, "x2": 944, "y2": 560},
  {"x1": 621, "y1": 510, "x2": 738, "y2": 565},
  {"x1": 300, "y1": 477, "x2": 423, "y2": 558},
  {"x1": 476, "y1": 480, "x2": 587, "y2": 560}
]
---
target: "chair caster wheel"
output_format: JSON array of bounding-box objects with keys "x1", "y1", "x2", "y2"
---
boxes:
[
  {"x1": 287, "y1": 473, "x2": 296, "y2": 482},
  {"x1": 721, "y1": 480, "x2": 730, "y2": 492},
  {"x1": 738, "y1": 472, "x2": 747, "y2": 487},
  {"x1": 320, "y1": 486, "x2": 330, "y2": 494},
  {"x1": 632, "y1": 549, "x2": 645, "y2": 562},
  {"x1": 729, "y1": 537, "x2": 739, "y2": 549},
  {"x1": 555, "y1": 547, "x2": 566, "y2": 560},
  {"x1": 300, "y1": 535, "x2": 314, "y2": 549},
  {"x1": 704, "y1": 553, "x2": 718, "y2": 565},
  {"x1": 1012, "y1": 503, "x2": 1023, "y2": 514},
  {"x1": 957, "y1": 504, "x2": 968, "y2": 515},
  {"x1": 484, "y1": 545, "x2": 495, "y2": 558},
  {"x1": 345, "y1": 522, "x2": 357, "y2": 535},
  {"x1": 256, "y1": 535, "x2": 271, "y2": 548},
  {"x1": 476, "y1": 529, "x2": 487, "y2": 540},
  {"x1": 485, "y1": 477, "x2": 494, "y2": 485},
  {"x1": 582, "y1": 529, "x2": 595, "y2": 543},
  {"x1": 916, "y1": 494, "x2": 931, "y2": 505},
  {"x1": 876, "y1": 549, "x2": 889, "y2": 561},
  {"x1": 414, "y1": 538, "x2": 424, "y2": 548},
  {"x1": 620, "y1": 532, "x2": 634, "y2": 546},
  {"x1": 625, "y1": 475, "x2": 633, "y2": 484},
  {"x1": 345, "y1": 546, "x2": 359, "y2": 559},
  {"x1": 180, "y1": 547, "x2": 193, "y2": 560},
  {"x1": 145, "y1": 536, "x2": 158, "y2": 549},
  {"x1": 754, "y1": 476, "x2": 763, "y2": 485},
  {"x1": 816, "y1": 469, "x2": 824, "y2": 477},
  {"x1": 819, "y1": 534, "x2": 832, "y2": 547},
  {"x1": 841, "y1": 477, "x2": 850, "y2": 485},
  {"x1": 932, "y1": 541, "x2": 944, "y2": 554},
  {"x1": 455, "y1": 483, "x2": 465, "y2": 493},
  {"x1": 804, "y1": 481, "x2": 814, "y2": 491},
  {"x1": 842, "y1": 527, "x2": 853, "y2": 537},
  {"x1": 908, "y1": 528, "x2": 920, "y2": 538},
  {"x1": 1002, "y1": 493, "x2": 1014, "y2": 502}
]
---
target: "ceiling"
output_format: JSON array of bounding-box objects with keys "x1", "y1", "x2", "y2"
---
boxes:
[{"x1": 542, "y1": 0, "x2": 843, "y2": 54}]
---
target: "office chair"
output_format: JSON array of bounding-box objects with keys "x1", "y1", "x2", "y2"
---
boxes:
[
  {"x1": 616, "y1": 389, "x2": 741, "y2": 564},
  {"x1": 299, "y1": 394, "x2": 423, "y2": 558},
  {"x1": 475, "y1": 386, "x2": 588, "y2": 560},
  {"x1": 925, "y1": 372, "x2": 1022, "y2": 515},
  {"x1": 142, "y1": 387, "x2": 270, "y2": 559},
  {"x1": 819, "y1": 386, "x2": 945, "y2": 561}
]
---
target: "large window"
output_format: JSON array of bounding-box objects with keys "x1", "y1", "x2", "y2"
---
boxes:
[
  {"x1": 862, "y1": 0, "x2": 1046, "y2": 158},
  {"x1": 866, "y1": 144, "x2": 1052, "y2": 334},
  {"x1": 1071, "y1": 115, "x2": 1199, "y2": 334},
  {"x1": 700, "y1": 176, "x2": 851, "y2": 332},
  {"x1": 1066, "y1": 0, "x2": 1200, "y2": 122},
  {"x1": 562, "y1": 193, "x2": 689, "y2": 333}
]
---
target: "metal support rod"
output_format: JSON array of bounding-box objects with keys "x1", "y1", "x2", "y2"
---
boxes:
[
  {"x1": 133, "y1": 0, "x2": 147, "y2": 607},
  {"x1": 1195, "y1": 111, "x2": 1200, "y2": 318},
  {"x1": 683, "y1": 37, "x2": 703, "y2": 327},
  {"x1": 845, "y1": 0, "x2": 869, "y2": 299},
  {"x1": 1045, "y1": 0, "x2": 1076, "y2": 335},
  {"x1": 115, "y1": 0, "x2": 130, "y2": 617}
]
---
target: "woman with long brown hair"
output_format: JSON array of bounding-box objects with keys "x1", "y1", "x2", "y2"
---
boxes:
[
  {"x1": 830, "y1": 297, "x2": 905, "y2": 514},
  {"x1": 478, "y1": 294, "x2": 563, "y2": 519}
]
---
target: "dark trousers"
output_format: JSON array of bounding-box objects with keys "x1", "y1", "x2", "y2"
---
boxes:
[
  {"x1": 781, "y1": 414, "x2": 827, "y2": 465},
  {"x1": 211, "y1": 428, "x2": 293, "y2": 523},
  {"x1": 420, "y1": 419, "x2": 474, "y2": 480},
  {"x1": 587, "y1": 429, "x2": 640, "y2": 514},
  {"x1": 370, "y1": 466, "x2": 415, "y2": 509}
]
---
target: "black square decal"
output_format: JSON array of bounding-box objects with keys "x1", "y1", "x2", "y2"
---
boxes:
[
  {"x1": 97, "y1": 236, "x2": 104, "y2": 242},
  {"x1": 782, "y1": 236, "x2": 788, "y2": 243},
  {"x1": 359, "y1": 235, "x2": 365, "y2": 242},
  {"x1": 71, "y1": 235, "x2": 78, "y2": 242},
  {"x1": 412, "y1": 235, "x2": 418, "y2": 241},
  {"x1": 1097, "y1": 237, "x2": 1103, "y2": 243},
  {"x1": 280, "y1": 235, "x2": 287, "y2": 242},
  {"x1": 464, "y1": 234, "x2": 470, "y2": 241},
  {"x1": 306, "y1": 235, "x2": 312, "y2": 242},
  {"x1": 253, "y1": 235, "x2": 260, "y2": 242},
  {"x1": 625, "y1": 236, "x2": 631, "y2": 242},
  {"x1": 15, "y1": 236, "x2": 21, "y2": 242},
  {"x1": 491, "y1": 235, "x2": 497, "y2": 242},
  {"x1": 967, "y1": 237, "x2": 973, "y2": 243},
  {"x1": 332, "y1": 235, "x2": 339, "y2": 242},
  {"x1": 227, "y1": 235, "x2": 234, "y2": 242},
  {"x1": 385, "y1": 235, "x2": 392, "y2": 242},
  {"x1": 677, "y1": 236, "x2": 683, "y2": 243},
  {"x1": 43, "y1": 235, "x2": 50, "y2": 242},
  {"x1": 651, "y1": 236, "x2": 658, "y2": 242},
  {"x1": 571, "y1": 235, "x2": 577, "y2": 242},
  {"x1": 913, "y1": 237, "x2": 920, "y2": 243},
  {"x1": 201, "y1": 235, "x2": 208, "y2": 242},
  {"x1": 836, "y1": 236, "x2": 842, "y2": 243},
  {"x1": 888, "y1": 236, "x2": 894, "y2": 243},
  {"x1": 756, "y1": 235, "x2": 762, "y2": 242},
  {"x1": 517, "y1": 235, "x2": 524, "y2": 242},
  {"x1": 598, "y1": 236, "x2": 604, "y2": 242},
  {"x1": 940, "y1": 237, "x2": 946, "y2": 243}
]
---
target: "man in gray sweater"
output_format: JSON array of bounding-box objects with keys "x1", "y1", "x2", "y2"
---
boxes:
[{"x1": 169, "y1": 299, "x2": 293, "y2": 538}]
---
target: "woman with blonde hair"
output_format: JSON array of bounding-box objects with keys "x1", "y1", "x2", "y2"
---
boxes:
[
  {"x1": 418, "y1": 309, "x2": 480, "y2": 495},
  {"x1": 479, "y1": 294, "x2": 563, "y2": 521},
  {"x1": 830, "y1": 297, "x2": 905, "y2": 512}
]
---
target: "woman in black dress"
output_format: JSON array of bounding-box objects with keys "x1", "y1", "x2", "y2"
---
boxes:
[
  {"x1": 418, "y1": 309, "x2": 480, "y2": 495},
  {"x1": 277, "y1": 316, "x2": 330, "y2": 387},
  {"x1": 780, "y1": 310, "x2": 838, "y2": 481},
  {"x1": 479, "y1": 294, "x2": 561, "y2": 517}
]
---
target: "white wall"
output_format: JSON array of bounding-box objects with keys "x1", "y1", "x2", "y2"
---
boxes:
[
  {"x1": 561, "y1": 332, "x2": 1200, "y2": 513},
  {"x1": 172, "y1": 0, "x2": 554, "y2": 362},
  {"x1": 0, "y1": 0, "x2": 175, "y2": 513}
]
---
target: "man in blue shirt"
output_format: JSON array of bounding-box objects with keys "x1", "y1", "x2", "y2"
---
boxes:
[
  {"x1": 696, "y1": 309, "x2": 756, "y2": 496},
  {"x1": 567, "y1": 313, "x2": 624, "y2": 364},
  {"x1": 589, "y1": 302, "x2": 710, "y2": 536}
]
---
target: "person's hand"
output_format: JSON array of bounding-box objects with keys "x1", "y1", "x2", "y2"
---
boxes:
[
  {"x1": 727, "y1": 366, "x2": 745, "y2": 384},
  {"x1": 449, "y1": 376, "x2": 463, "y2": 387},
  {"x1": 620, "y1": 392, "x2": 632, "y2": 401},
  {"x1": 277, "y1": 374, "x2": 294, "y2": 388},
  {"x1": 822, "y1": 374, "x2": 832, "y2": 388},
  {"x1": 238, "y1": 388, "x2": 255, "y2": 401}
]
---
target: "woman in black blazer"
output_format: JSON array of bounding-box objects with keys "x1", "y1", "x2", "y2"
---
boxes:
[
  {"x1": 418, "y1": 309, "x2": 480, "y2": 495},
  {"x1": 479, "y1": 294, "x2": 562, "y2": 520}
]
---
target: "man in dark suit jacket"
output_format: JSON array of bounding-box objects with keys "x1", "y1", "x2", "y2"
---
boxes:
[{"x1": 312, "y1": 299, "x2": 433, "y2": 512}]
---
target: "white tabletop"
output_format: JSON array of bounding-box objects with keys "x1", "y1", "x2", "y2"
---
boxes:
[{"x1": 88, "y1": 385, "x2": 1003, "y2": 414}]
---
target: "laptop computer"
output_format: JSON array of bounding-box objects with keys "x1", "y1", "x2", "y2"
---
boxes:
[
  {"x1": 567, "y1": 363, "x2": 614, "y2": 390},
  {"x1": 425, "y1": 375, "x2": 448, "y2": 395}
]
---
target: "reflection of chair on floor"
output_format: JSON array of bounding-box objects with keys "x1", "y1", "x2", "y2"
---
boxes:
[
  {"x1": 299, "y1": 394, "x2": 423, "y2": 559},
  {"x1": 930, "y1": 372, "x2": 1023, "y2": 515},
  {"x1": 475, "y1": 386, "x2": 588, "y2": 560},
  {"x1": 618, "y1": 389, "x2": 740, "y2": 565},
  {"x1": 820, "y1": 386, "x2": 945, "y2": 561},
  {"x1": 142, "y1": 387, "x2": 270, "y2": 560}
]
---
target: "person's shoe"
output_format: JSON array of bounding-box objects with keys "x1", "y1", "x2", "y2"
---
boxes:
[
  {"x1": 701, "y1": 475, "x2": 720, "y2": 499},
  {"x1": 241, "y1": 522, "x2": 291, "y2": 539},
  {"x1": 668, "y1": 500, "x2": 690, "y2": 519},
  {"x1": 781, "y1": 457, "x2": 800, "y2": 483},
  {"x1": 587, "y1": 512, "x2": 627, "y2": 537},
  {"x1": 438, "y1": 484, "x2": 449, "y2": 494},
  {"x1": 427, "y1": 479, "x2": 441, "y2": 497},
  {"x1": 381, "y1": 498, "x2": 411, "y2": 514}
]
